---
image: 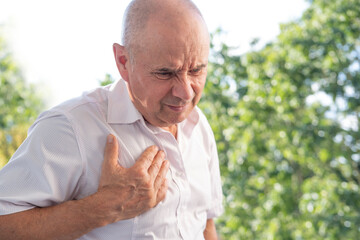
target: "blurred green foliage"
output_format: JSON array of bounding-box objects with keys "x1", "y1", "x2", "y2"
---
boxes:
[
  {"x1": 199, "y1": 0, "x2": 360, "y2": 239},
  {"x1": 99, "y1": 0, "x2": 360, "y2": 238},
  {"x1": 0, "y1": 31, "x2": 44, "y2": 167},
  {"x1": 99, "y1": 73, "x2": 116, "y2": 86}
]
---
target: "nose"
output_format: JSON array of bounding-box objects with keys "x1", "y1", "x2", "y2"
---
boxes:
[{"x1": 172, "y1": 75, "x2": 194, "y2": 101}]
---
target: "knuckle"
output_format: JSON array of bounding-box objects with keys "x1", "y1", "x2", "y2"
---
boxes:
[
  {"x1": 155, "y1": 177, "x2": 164, "y2": 187},
  {"x1": 143, "y1": 181, "x2": 153, "y2": 189},
  {"x1": 152, "y1": 163, "x2": 161, "y2": 172},
  {"x1": 146, "y1": 201, "x2": 153, "y2": 209},
  {"x1": 146, "y1": 191, "x2": 153, "y2": 200},
  {"x1": 135, "y1": 167, "x2": 148, "y2": 177}
]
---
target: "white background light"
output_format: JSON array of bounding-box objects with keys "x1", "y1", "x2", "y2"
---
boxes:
[{"x1": 0, "y1": 0, "x2": 308, "y2": 107}]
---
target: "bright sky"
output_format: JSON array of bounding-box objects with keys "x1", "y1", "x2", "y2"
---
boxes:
[{"x1": 0, "y1": 0, "x2": 309, "y2": 107}]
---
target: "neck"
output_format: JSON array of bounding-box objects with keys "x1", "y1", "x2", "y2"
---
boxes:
[
  {"x1": 162, "y1": 124, "x2": 178, "y2": 139},
  {"x1": 142, "y1": 116, "x2": 178, "y2": 139}
]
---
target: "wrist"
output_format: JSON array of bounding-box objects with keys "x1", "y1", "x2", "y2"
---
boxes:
[
  {"x1": 77, "y1": 188, "x2": 125, "y2": 227},
  {"x1": 72, "y1": 193, "x2": 112, "y2": 229}
]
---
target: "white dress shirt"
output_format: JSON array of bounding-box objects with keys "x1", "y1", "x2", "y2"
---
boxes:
[{"x1": 0, "y1": 79, "x2": 223, "y2": 239}]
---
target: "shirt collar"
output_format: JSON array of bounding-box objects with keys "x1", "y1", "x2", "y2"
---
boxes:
[
  {"x1": 107, "y1": 79, "x2": 200, "y2": 133},
  {"x1": 179, "y1": 106, "x2": 200, "y2": 138},
  {"x1": 107, "y1": 79, "x2": 143, "y2": 124}
]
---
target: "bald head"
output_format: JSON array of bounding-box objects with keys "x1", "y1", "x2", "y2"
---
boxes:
[{"x1": 122, "y1": 0, "x2": 208, "y2": 60}]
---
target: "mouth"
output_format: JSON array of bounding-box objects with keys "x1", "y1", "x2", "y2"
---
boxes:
[{"x1": 165, "y1": 104, "x2": 187, "y2": 112}]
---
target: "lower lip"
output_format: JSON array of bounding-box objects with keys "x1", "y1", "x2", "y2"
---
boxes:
[{"x1": 166, "y1": 105, "x2": 186, "y2": 112}]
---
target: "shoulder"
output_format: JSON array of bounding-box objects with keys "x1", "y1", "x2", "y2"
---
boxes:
[
  {"x1": 50, "y1": 85, "x2": 111, "y2": 120},
  {"x1": 32, "y1": 84, "x2": 112, "y2": 132}
]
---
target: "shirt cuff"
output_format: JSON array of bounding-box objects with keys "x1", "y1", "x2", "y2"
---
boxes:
[
  {"x1": 0, "y1": 201, "x2": 35, "y2": 215},
  {"x1": 207, "y1": 201, "x2": 224, "y2": 219}
]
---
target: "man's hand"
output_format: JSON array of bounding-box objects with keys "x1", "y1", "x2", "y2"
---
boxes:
[{"x1": 95, "y1": 134, "x2": 169, "y2": 223}]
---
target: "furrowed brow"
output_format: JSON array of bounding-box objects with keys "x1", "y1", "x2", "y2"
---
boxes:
[
  {"x1": 195, "y1": 64, "x2": 207, "y2": 69},
  {"x1": 157, "y1": 67, "x2": 174, "y2": 72}
]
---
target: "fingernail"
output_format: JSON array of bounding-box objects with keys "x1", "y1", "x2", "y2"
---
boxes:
[{"x1": 107, "y1": 134, "x2": 114, "y2": 143}]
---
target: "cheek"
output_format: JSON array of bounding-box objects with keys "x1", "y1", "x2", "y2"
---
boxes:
[
  {"x1": 193, "y1": 76, "x2": 207, "y2": 94},
  {"x1": 131, "y1": 81, "x2": 147, "y2": 101},
  {"x1": 130, "y1": 75, "x2": 161, "y2": 101},
  {"x1": 148, "y1": 83, "x2": 173, "y2": 104}
]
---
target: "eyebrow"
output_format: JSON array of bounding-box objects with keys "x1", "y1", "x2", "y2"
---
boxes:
[
  {"x1": 155, "y1": 64, "x2": 207, "y2": 72},
  {"x1": 193, "y1": 64, "x2": 207, "y2": 70},
  {"x1": 156, "y1": 68, "x2": 174, "y2": 72}
]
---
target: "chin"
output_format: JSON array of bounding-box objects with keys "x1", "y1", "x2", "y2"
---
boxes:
[
  {"x1": 157, "y1": 106, "x2": 193, "y2": 125},
  {"x1": 167, "y1": 114, "x2": 189, "y2": 125}
]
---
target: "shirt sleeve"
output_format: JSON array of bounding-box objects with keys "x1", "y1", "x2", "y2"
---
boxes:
[
  {"x1": 206, "y1": 126, "x2": 224, "y2": 219},
  {"x1": 207, "y1": 133, "x2": 224, "y2": 219},
  {"x1": 0, "y1": 112, "x2": 84, "y2": 215}
]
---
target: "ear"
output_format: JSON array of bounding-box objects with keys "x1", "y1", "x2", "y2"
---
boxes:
[{"x1": 113, "y1": 43, "x2": 130, "y2": 82}]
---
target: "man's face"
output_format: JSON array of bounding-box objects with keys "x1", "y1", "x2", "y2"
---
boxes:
[{"x1": 124, "y1": 17, "x2": 210, "y2": 128}]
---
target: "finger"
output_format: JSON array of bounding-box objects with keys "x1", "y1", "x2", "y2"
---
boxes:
[
  {"x1": 102, "y1": 134, "x2": 120, "y2": 170},
  {"x1": 148, "y1": 150, "x2": 165, "y2": 177},
  {"x1": 153, "y1": 160, "x2": 169, "y2": 190},
  {"x1": 156, "y1": 178, "x2": 168, "y2": 204},
  {"x1": 134, "y1": 145, "x2": 159, "y2": 169}
]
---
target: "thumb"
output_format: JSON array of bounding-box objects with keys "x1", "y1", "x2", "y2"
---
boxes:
[{"x1": 103, "y1": 134, "x2": 121, "y2": 169}]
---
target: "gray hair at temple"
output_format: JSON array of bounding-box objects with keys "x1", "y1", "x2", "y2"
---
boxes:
[{"x1": 121, "y1": 0, "x2": 206, "y2": 63}]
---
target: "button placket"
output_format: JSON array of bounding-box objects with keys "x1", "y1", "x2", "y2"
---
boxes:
[{"x1": 144, "y1": 126, "x2": 191, "y2": 239}]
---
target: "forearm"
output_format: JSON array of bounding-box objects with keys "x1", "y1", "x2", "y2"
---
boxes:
[
  {"x1": 0, "y1": 193, "x2": 111, "y2": 240},
  {"x1": 203, "y1": 219, "x2": 218, "y2": 240}
]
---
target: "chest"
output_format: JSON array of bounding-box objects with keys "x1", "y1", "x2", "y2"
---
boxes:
[
  {"x1": 77, "y1": 122, "x2": 212, "y2": 239},
  {"x1": 77, "y1": 122, "x2": 212, "y2": 204}
]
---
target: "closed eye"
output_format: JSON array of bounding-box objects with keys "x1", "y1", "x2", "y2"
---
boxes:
[
  {"x1": 189, "y1": 68, "x2": 201, "y2": 74},
  {"x1": 152, "y1": 71, "x2": 175, "y2": 80},
  {"x1": 189, "y1": 64, "x2": 206, "y2": 75},
  {"x1": 189, "y1": 68, "x2": 204, "y2": 76}
]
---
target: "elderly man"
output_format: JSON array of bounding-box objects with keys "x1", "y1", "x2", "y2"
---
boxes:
[{"x1": 0, "y1": 0, "x2": 223, "y2": 239}]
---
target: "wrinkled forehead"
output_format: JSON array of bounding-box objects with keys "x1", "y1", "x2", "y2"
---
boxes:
[
  {"x1": 136, "y1": 20, "x2": 209, "y2": 69},
  {"x1": 137, "y1": 12, "x2": 209, "y2": 53}
]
